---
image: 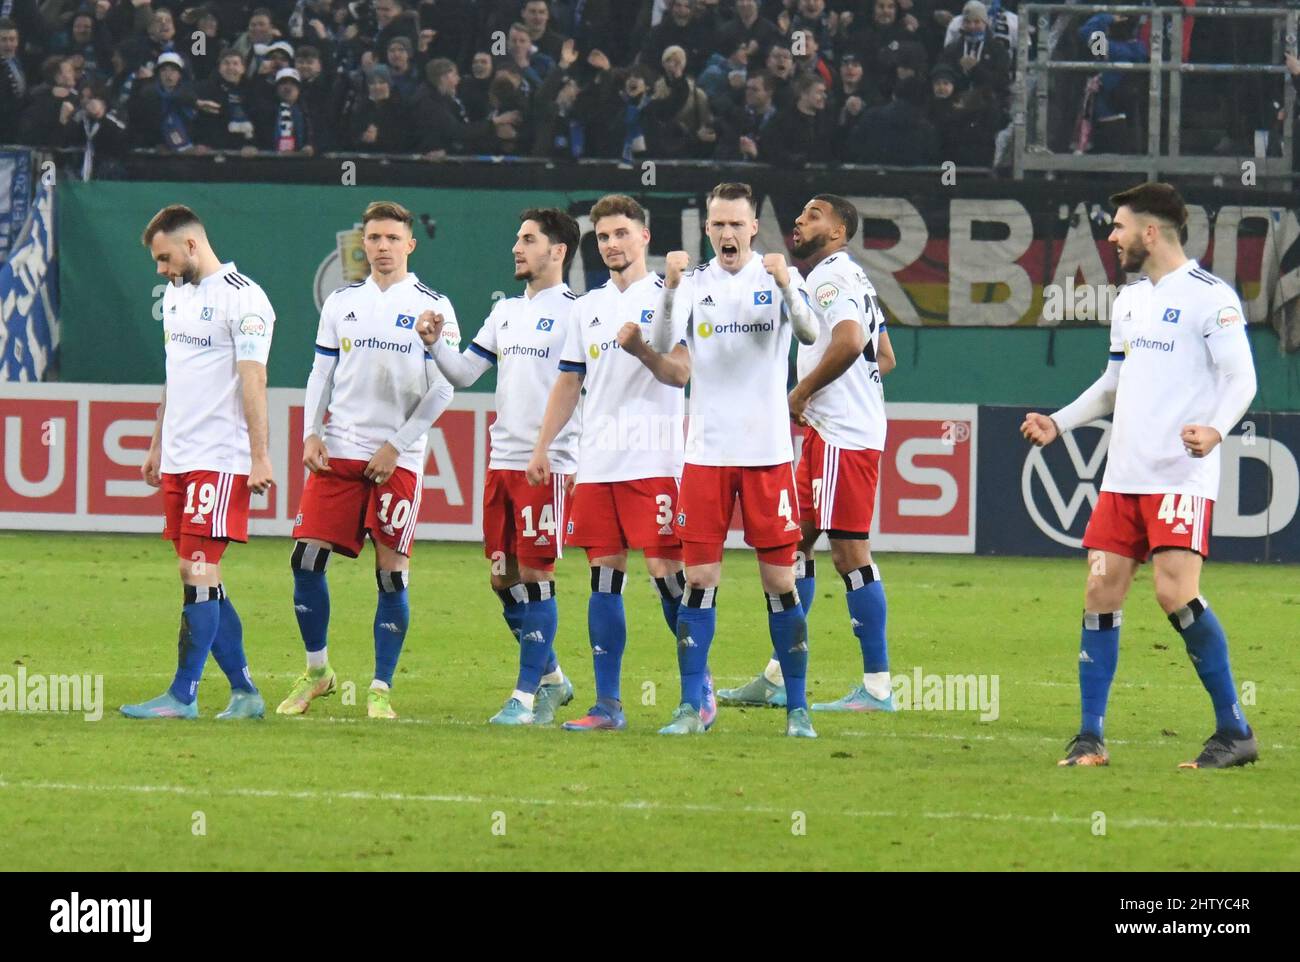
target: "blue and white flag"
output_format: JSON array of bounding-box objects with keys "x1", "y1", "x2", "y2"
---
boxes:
[{"x1": 0, "y1": 180, "x2": 59, "y2": 381}]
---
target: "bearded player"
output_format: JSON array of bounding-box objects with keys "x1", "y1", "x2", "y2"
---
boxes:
[
  {"x1": 525, "y1": 194, "x2": 716, "y2": 732},
  {"x1": 1023, "y1": 182, "x2": 1259, "y2": 770},
  {"x1": 418, "y1": 208, "x2": 582, "y2": 726},
  {"x1": 277, "y1": 201, "x2": 457, "y2": 721},
  {"x1": 639, "y1": 182, "x2": 821, "y2": 737},
  {"x1": 124, "y1": 204, "x2": 274, "y2": 720}
]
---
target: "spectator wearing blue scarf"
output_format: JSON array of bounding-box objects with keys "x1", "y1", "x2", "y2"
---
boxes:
[
  {"x1": 257, "y1": 67, "x2": 315, "y2": 154},
  {"x1": 128, "y1": 52, "x2": 197, "y2": 151}
]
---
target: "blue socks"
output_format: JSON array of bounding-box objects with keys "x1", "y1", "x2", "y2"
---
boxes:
[
  {"x1": 291, "y1": 542, "x2": 331, "y2": 653},
  {"x1": 843, "y1": 564, "x2": 888, "y2": 674},
  {"x1": 515, "y1": 580, "x2": 559, "y2": 693},
  {"x1": 210, "y1": 586, "x2": 255, "y2": 693},
  {"x1": 1079, "y1": 610, "x2": 1121, "y2": 739},
  {"x1": 373, "y1": 570, "x2": 410, "y2": 686},
  {"x1": 589, "y1": 566, "x2": 627, "y2": 704},
  {"x1": 767, "y1": 590, "x2": 809, "y2": 711},
  {"x1": 654, "y1": 569, "x2": 686, "y2": 636},
  {"x1": 498, "y1": 582, "x2": 558, "y2": 676},
  {"x1": 676, "y1": 586, "x2": 717, "y2": 710},
  {"x1": 796, "y1": 554, "x2": 816, "y2": 619},
  {"x1": 1170, "y1": 596, "x2": 1249, "y2": 737},
  {"x1": 169, "y1": 586, "x2": 222, "y2": 704}
]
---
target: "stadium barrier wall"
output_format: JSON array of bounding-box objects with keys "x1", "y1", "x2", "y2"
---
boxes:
[
  {"x1": 57, "y1": 181, "x2": 1300, "y2": 410},
  {"x1": 3, "y1": 384, "x2": 1296, "y2": 561}
]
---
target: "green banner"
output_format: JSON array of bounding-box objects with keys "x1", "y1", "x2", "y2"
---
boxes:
[{"x1": 60, "y1": 181, "x2": 574, "y2": 390}]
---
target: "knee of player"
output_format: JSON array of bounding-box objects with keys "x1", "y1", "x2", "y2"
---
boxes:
[
  {"x1": 683, "y1": 566, "x2": 720, "y2": 591},
  {"x1": 1153, "y1": 576, "x2": 1191, "y2": 616},
  {"x1": 828, "y1": 540, "x2": 871, "y2": 575}
]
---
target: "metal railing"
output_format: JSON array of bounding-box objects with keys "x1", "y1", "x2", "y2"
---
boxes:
[{"x1": 1013, "y1": 3, "x2": 1299, "y2": 180}]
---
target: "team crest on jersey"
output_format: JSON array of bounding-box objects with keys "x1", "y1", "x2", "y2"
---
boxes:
[
  {"x1": 753, "y1": 290, "x2": 772, "y2": 306},
  {"x1": 566, "y1": 520, "x2": 574, "y2": 535},
  {"x1": 395, "y1": 314, "x2": 416, "y2": 329},
  {"x1": 200, "y1": 307, "x2": 214, "y2": 322},
  {"x1": 1162, "y1": 308, "x2": 1181, "y2": 324},
  {"x1": 675, "y1": 512, "x2": 686, "y2": 527},
  {"x1": 536, "y1": 317, "x2": 555, "y2": 332},
  {"x1": 1216, "y1": 305, "x2": 1242, "y2": 328},
  {"x1": 640, "y1": 309, "x2": 655, "y2": 324},
  {"x1": 814, "y1": 283, "x2": 839, "y2": 309}
]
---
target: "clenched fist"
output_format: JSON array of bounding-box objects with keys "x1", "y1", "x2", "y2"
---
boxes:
[
  {"x1": 416, "y1": 310, "x2": 444, "y2": 346},
  {"x1": 1020, "y1": 412, "x2": 1059, "y2": 447},
  {"x1": 616, "y1": 321, "x2": 645, "y2": 355},
  {"x1": 762, "y1": 252, "x2": 791, "y2": 289},
  {"x1": 664, "y1": 250, "x2": 690, "y2": 289}
]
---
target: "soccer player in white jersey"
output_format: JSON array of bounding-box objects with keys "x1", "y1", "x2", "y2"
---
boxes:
[
  {"x1": 123, "y1": 205, "x2": 274, "y2": 720},
  {"x1": 417, "y1": 208, "x2": 582, "y2": 726},
  {"x1": 277, "y1": 201, "x2": 457, "y2": 721},
  {"x1": 524, "y1": 194, "x2": 713, "y2": 732},
  {"x1": 720, "y1": 194, "x2": 900, "y2": 713},
  {"x1": 637, "y1": 181, "x2": 821, "y2": 737},
  {"x1": 1022, "y1": 182, "x2": 1260, "y2": 769}
]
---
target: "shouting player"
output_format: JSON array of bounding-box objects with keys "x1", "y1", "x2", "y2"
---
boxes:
[
  {"x1": 525, "y1": 194, "x2": 711, "y2": 732},
  {"x1": 720, "y1": 194, "x2": 899, "y2": 713},
  {"x1": 124, "y1": 204, "x2": 274, "y2": 720},
  {"x1": 639, "y1": 181, "x2": 820, "y2": 737},
  {"x1": 1022, "y1": 182, "x2": 1259, "y2": 769},
  {"x1": 418, "y1": 208, "x2": 582, "y2": 726},
  {"x1": 277, "y1": 201, "x2": 457, "y2": 720}
]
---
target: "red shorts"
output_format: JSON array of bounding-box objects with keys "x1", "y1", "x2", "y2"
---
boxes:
[
  {"x1": 484, "y1": 468, "x2": 574, "y2": 569},
  {"x1": 162, "y1": 471, "x2": 249, "y2": 563},
  {"x1": 567, "y1": 477, "x2": 682, "y2": 558},
  {"x1": 796, "y1": 427, "x2": 880, "y2": 536},
  {"x1": 674, "y1": 462, "x2": 800, "y2": 550},
  {"x1": 1083, "y1": 491, "x2": 1213, "y2": 561},
  {"x1": 292, "y1": 458, "x2": 421, "y2": 558}
]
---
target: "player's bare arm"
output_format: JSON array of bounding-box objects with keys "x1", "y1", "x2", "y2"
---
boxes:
[
  {"x1": 877, "y1": 328, "x2": 896, "y2": 375},
  {"x1": 763, "y1": 252, "x2": 817, "y2": 345},
  {"x1": 237, "y1": 359, "x2": 274, "y2": 494},
  {"x1": 789, "y1": 317, "x2": 866, "y2": 423},
  {"x1": 619, "y1": 319, "x2": 691, "y2": 387},
  {"x1": 142, "y1": 385, "x2": 165, "y2": 487},
  {"x1": 526, "y1": 371, "x2": 584, "y2": 486}
]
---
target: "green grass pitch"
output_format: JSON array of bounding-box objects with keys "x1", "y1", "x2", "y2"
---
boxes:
[{"x1": 0, "y1": 531, "x2": 1296, "y2": 871}]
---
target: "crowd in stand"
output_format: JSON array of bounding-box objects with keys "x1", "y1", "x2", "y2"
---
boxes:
[
  {"x1": 0, "y1": 0, "x2": 1292, "y2": 175},
  {"x1": 0, "y1": 0, "x2": 1030, "y2": 171}
]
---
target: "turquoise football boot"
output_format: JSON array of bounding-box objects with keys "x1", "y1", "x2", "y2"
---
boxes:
[
  {"x1": 489, "y1": 697, "x2": 535, "y2": 726},
  {"x1": 811, "y1": 684, "x2": 897, "y2": 713},
  {"x1": 786, "y1": 707, "x2": 818, "y2": 738},
  {"x1": 215, "y1": 690, "x2": 265, "y2": 720},
  {"x1": 120, "y1": 691, "x2": 198, "y2": 719},
  {"x1": 717, "y1": 673, "x2": 786, "y2": 708},
  {"x1": 658, "y1": 703, "x2": 706, "y2": 735},
  {"x1": 532, "y1": 676, "x2": 575, "y2": 725}
]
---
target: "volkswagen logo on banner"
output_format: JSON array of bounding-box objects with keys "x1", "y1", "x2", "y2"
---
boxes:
[{"x1": 1020, "y1": 419, "x2": 1111, "y2": 548}]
